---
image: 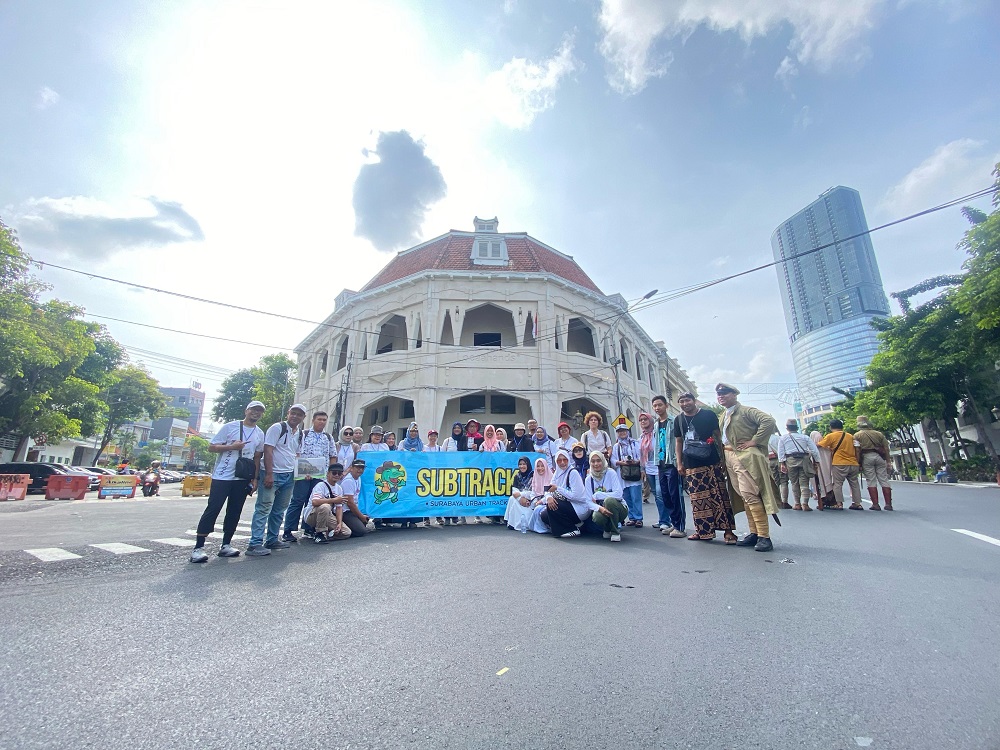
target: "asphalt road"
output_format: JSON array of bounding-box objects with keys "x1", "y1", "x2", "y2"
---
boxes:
[{"x1": 1, "y1": 481, "x2": 998, "y2": 750}]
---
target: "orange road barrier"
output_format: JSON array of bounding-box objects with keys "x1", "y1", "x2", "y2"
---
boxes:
[
  {"x1": 181, "y1": 475, "x2": 212, "y2": 497},
  {"x1": 45, "y1": 473, "x2": 90, "y2": 500},
  {"x1": 0, "y1": 474, "x2": 29, "y2": 501},
  {"x1": 97, "y1": 475, "x2": 139, "y2": 499}
]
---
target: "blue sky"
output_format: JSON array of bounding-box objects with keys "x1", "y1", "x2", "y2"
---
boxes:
[{"x1": 1, "y1": 0, "x2": 998, "y2": 424}]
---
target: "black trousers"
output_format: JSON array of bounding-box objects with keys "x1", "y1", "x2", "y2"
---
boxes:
[
  {"x1": 540, "y1": 499, "x2": 583, "y2": 536},
  {"x1": 341, "y1": 512, "x2": 367, "y2": 538},
  {"x1": 195, "y1": 479, "x2": 251, "y2": 546}
]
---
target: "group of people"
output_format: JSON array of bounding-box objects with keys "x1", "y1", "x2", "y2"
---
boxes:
[{"x1": 188, "y1": 383, "x2": 899, "y2": 563}]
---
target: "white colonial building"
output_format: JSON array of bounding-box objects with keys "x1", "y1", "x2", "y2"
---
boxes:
[{"x1": 295, "y1": 218, "x2": 697, "y2": 441}]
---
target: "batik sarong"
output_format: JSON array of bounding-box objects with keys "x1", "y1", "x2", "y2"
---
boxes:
[{"x1": 684, "y1": 463, "x2": 735, "y2": 536}]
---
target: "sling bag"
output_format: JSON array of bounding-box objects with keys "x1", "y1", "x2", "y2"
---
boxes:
[
  {"x1": 681, "y1": 415, "x2": 715, "y2": 463},
  {"x1": 233, "y1": 423, "x2": 257, "y2": 481}
]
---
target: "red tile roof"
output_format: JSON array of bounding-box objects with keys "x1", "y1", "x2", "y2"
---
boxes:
[{"x1": 359, "y1": 233, "x2": 603, "y2": 295}]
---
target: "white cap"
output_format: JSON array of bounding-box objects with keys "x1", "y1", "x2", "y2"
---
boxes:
[
  {"x1": 289, "y1": 403, "x2": 307, "y2": 414},
  {"x1": 246, "y1": 400, "x2": 265, "y2": 410}
]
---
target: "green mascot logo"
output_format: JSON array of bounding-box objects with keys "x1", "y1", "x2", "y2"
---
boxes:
[{"x1": 374, "y1": 461, "x2": 407, "y2": 505}]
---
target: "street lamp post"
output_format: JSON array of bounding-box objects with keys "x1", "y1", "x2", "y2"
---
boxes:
[{"x1": 603, "y1": 289, "x2": 657, "y2": 417}]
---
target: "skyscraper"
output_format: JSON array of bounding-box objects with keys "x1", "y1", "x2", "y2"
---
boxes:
[{"x1": 771, "y1": 187, "x2": 890, "y2": 419}]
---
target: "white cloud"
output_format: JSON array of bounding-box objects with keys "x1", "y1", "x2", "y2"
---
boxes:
[
  {"x1": 502, "y1": 0, "x2": 517, "y2": 14},
  {"x1": 878, "y1": 138, "x2": 998, "y2": 216},
  {"x1": 36, "y1": 86, "x2": 60, "y2": 109},
  {"x1": 598, "y1": 0, "x2": 883, "y2": 94},
  {"x1": 774, "y1": 55, "x2": 798, "y2": 86},
  {"x1": 484, "y1": 37, "x2": 579, "y2": 129},
  {"x1": 794, "y1": 105, "x2": 812, "y2": 129},
  {"x1": 710, "y1": 255, "x2": 730, "y2": 268}
]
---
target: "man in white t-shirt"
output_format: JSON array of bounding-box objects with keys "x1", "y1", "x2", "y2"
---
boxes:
[
  {"x1": 304, "y1": 463, "x2": 351, "y2": 543},
  {"x1": 189, "y1": 401, "x2": 266, "y2": 563},
  {"x1": 282, "y1": 410, "x2": 336, "y2": 542},
  {"x1": 335, "y1": 459, "x2": 371, "y2": 538},
  {"x1": 247, "y1": 403, "x2": 307, "y2": 556}
]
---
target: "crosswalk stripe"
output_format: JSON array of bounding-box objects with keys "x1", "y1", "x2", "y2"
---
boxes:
[
  {"x1": 90, "y1": 543, "x2": 150, "y2": 555},
  {"x1": 151, "y1": 537, "x2": 196, "y2": 547},
  {"x1": 951, "y1": 529, "x2": 1000, "y2": 547},
  {"x1": 25, "y1": 548, "x2": 82, "y2": 562},
  {"x1": 186, "y1": 530, "x2": 249, "y2": 540}
]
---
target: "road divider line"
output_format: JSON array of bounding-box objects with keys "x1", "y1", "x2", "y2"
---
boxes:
[
  {"x1": 951, "y1": 529, "x2": 1000, "y2": 547},
  {"x1": 152, "y1": 538, "x2": 195, "y2": 547},
  {"x1": 90, "y1": 543, "x2": 150, "y2": 555},
  {"x1": 25, "y1": 548, "x2": 82, "y2": 562}
]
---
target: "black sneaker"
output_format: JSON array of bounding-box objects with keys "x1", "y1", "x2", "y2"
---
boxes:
[
  {"x1": 314, "y1": 531, "x2": 327, "y2": 544},
  {"x1": 735, "y1": 533, "x2": 759, "y2": 547},
  {"x1": 754, "y1": 537, "x2": 774, "y2": 552},
  {"x1": 281, "y1": 532, "x2": 299, "y2": 543},
  {"x1": 302, "y1": 528, "x2": 315, "y2": 539},
  {"x1": 264, "y1": 539, "x2": 290, "y2": 550}
]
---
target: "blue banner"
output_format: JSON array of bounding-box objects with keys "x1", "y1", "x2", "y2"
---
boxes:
[{"x1": 358, "y1": 451, "x2": 534, "y2": 518}]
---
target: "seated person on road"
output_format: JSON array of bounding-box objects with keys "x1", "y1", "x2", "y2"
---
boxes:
[{"x1": 305, "y1": 464, "x2": 350, "y2": 544}]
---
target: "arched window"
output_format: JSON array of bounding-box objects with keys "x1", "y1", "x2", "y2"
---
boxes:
[
  {"x1": 635, "y1": 352, "x2": 643, "y2": 382},
  {"x1": 522, "y1": 313, "x2": 536, "y2": 347},
  {"x1": 648, "y1": 363, "x2": 656, "y2": 389},
  {"x1": 414, "y1": 319, "x2": 422, "y2": 349},
  {"x1": 619, "y1": 339, "x2": 630, "y2": 373},
  {"x1": 336, "y1": 337, "x2": 349, "y2": 371},
  {"x1": 441, "y1": 310, "x2": 455, "y2": 346},
  {"x1": 317, "y1": 350, "x2": 329, "y2": 379},
  {"x1": 301, "y1": 361, "x2": 311, "y2": 388},
  {"x1": 566, "y1": 317, "x2": 597, "y2": 357},
  {"x1": 376, "y1": 315, "x2": 408, "y2": 354}
]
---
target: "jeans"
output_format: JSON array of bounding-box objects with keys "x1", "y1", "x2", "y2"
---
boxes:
[
  {"x1": 658, "y1": 465, "x2": 685, "y2": 532},
  {"x1": 622, "y1": 484, "x2": 643, "y2": 520},
  {"x1": 249, "y1": 471, "x2": 295, "y2": 547},
  {"x1": 284, "y1": 478, "x2": 319, "y2": 534},
  {"x1": 648, "y1": 472, "x2": 665, "y2": 524}
]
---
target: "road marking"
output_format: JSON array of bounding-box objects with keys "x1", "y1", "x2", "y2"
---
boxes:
[
  {"x1": 951, "y1": 529, "x2": 1000, "y2": 547},
  {"x1": 496, "y1": 667, "x2": 509, "y2": 676},
  {"x1": 90, "y1": 543, "x2": 150, "y2": 555},
  {"x1": 25, "y1": 548, "x2": 82, "y2": 562},
  {"x1": 186, "y1": 530, "x2": 249, "y2": 540},
  {"x1": 152, "y1": 538, "x2": 195, "y2": 547}
]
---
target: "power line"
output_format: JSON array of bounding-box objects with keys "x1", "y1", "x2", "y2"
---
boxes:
[{"x1": 87, "y1": 313, "x2": 294, "y2": 350}]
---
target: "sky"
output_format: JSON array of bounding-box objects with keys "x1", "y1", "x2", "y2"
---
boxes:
[{"x1": 2, "y1": 0, "x2": 998, "y2": 430}]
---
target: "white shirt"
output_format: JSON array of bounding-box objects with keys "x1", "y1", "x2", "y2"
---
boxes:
[
  {"x1": 423, "y1": 444, "x2": 442, "y2": 452},
  {"x1": 767, "y1": 433, "x2": 780, "y2": 456},
  {"x1": 264, "y1": 421, "x2": 304, "y2": 473},
  {"x1": 334, "y1": 441, "x2": 356, "y2": 466},
  {"x1": 359, "y1": 442, "x2": 389, "y2": 452},
  {"x1": 552, "y1": 435, "x2": 576, "y2": 454},
  {"x1": 339, "y1": 474, "x2": 363, "y2": 516},
  {"x1": 721, "y1": 406, "x2": 737, "y2": 445},
  {"x1": 777, "y1": 432, "x2": 821, "y2": 462},
  {"x1": 441, "y1": 437, "x2": 462, "y2": 451},
  {"x1": 609, "y1": 438, "x2": 642, "y2": 486},
  {"x1": 210, "y1": 421, "x2": 265, "y2": 481},
  {"x1": 585, "y1": 470, "x2": 624, "y2": 503},
  {"x1": 305, "y1": 479, "x2": 342, "y2": 519},
  {"x1": 581, "y1": 430, "x2": 612, "y2": 455}
]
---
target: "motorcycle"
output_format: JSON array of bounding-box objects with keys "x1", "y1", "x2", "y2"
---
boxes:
[{"x1": 141, "y1": 470, "x2": 161, "y2": 497}]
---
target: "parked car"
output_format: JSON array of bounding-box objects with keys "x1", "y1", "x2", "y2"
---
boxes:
[
  {"x1": 70, "y1": 467, "x2": 103, "y2": 491},
  {"x1": 0, "y1": 462, "x2": 72, "y2": 494},
  {"x1": 84, "y1": 466, "x2": 117, "y2": 476},
  {"x1": 161, "y1": 470, "x2": 183, "y2": 483}
]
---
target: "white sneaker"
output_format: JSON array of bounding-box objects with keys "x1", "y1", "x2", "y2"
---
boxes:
[
  {"x1": 189, "y1": 548, "x2": 208, "y2": 563},
  {"x1": 610, "y1": 533, "x2": 622, "y2": 542},
  {"x1": 603, "y1": 531, "x2": 612, "y2": 539},
  {"x1": 218, "y1": 544, "x2": 240, "y2": 558},
  {"x1": 660, "y1": 525, "x2": 674, "y2": 535}
]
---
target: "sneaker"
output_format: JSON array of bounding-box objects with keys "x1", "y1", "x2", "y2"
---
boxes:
[
  {"x1": 302, "y1": 528, "x2": 315, "y2": 539},
  {"x1": 651, "y1": 522, "x2": 662, "y2": 529},
  {"x1": 264, "y1": 539, "x2": 290, "y2": 550},
  {"x1": 660, "y1": 525, "x2": 674, "y2": 535},
  {"x1": 245, "y1": 545, "x2": 271, "y2": 556},
  {"x1": 218, "y1": 544, "x2": 240, "y2": 558},
  {"x1": 281, "y1": 532, "x2": 299, "y2": 543},
  {"x1": 189, "y1": 548, "x2": 209, "y2": 563},
  {"x1": 610, "y1": 533, "x2": 622, "y2": 542},
  {"x1": 560, "y1": 529, "x2": 581, "y2": 538},
  {"x1": 603, "y1": 531, "x2": 612, "y2": 539},
  {"x1": 365, "y1": 520, "x2": 377, "y2": 531},
  {"x1": 314, "y1": 531, "x2": 327, "y2": 544},
  {"x1": 668, "y1": 529, "x2": 686, "y2": 538},
  {"x1": 754, "y1": 536, "x2": 774, "y2": 552}
]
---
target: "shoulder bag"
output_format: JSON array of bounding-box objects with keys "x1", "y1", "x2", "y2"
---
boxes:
[
  {"x1": 616, "y1": 443, "x2": 642, "y2": 482},
  {"x1": 681, "y1": 415, "x2": 715, "y2": 463},
  {"x1": 233, "y1": 423, "x2": 257, "y2": 480}
]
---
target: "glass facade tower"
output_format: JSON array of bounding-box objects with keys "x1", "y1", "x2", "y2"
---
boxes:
[{"x1": 771, "y1": 187, "x2": 890, "y2": 418}]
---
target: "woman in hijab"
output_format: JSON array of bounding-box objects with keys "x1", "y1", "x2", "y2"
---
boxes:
[
  {"x1": 401, "y1": 422, "x2": 423, "y2": 451},
  {"x1": 442, "y1": 422, "x2": 465, "y2": 451},
  {"x1": 523, "y1": 457, "x2": 556, "y2": 533},
  {"x1": 570, "y1": 441, "x2": 589, "y2": 478},
  {"x1": 464, "y1": 419, "x2": 484, "y2": 451},
  {"x1": 495, "y1": 428, "x2": 509, "y2": 452},
  {"x1": 480, "y1": 425, "x2": 504, "y2": 452},
  {"x1": 532, "y1": 426, "x2": 555, "y2": 467},
  {"x1": 639, "y1": 411, "x2": 666, "y2": 528},
  {"x1": 585, "y1": 451, "x2": 629, "y2": 542},
  {"x1": 334, "y1": 425, "x2": 356, "y2": 467},
  {"x1": 539, "y1": 448, "x2": 594, "y2": 538},
  {"x1": 504, "y1": 456, "x2": 537, "y2": 530}
]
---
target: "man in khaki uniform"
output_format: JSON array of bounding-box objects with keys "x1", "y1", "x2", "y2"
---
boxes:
[
  {"x1": 854, "y1": 416, "x2": 893, "y2": 511},
  {"x1": 715, "y1": 383, "x2": 781, "y2": 551}
]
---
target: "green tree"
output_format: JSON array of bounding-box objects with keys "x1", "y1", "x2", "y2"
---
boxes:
[
  {"x1": 132, "y1": 439, "x2": 166, "y2": 468},
  {"x1": 184, "y1": 434, "x2": 212, "y2": 467},
  {"x1": 95, "y1": 365, "x2": 168, "y2": 458},
  {"x1": 954, "y1": 164, "x2": 1000, "y2": 336},
  {"x1": 114, "y1": 428, "x2": 138, "y2": 462},
  {"x1": 211, "y1": 353, "x2": 297, "y2": 427}
]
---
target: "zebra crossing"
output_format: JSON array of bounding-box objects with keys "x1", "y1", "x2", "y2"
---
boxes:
[{"x1": 22, "y1": 520, "x2": 253, "y2": 562}]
